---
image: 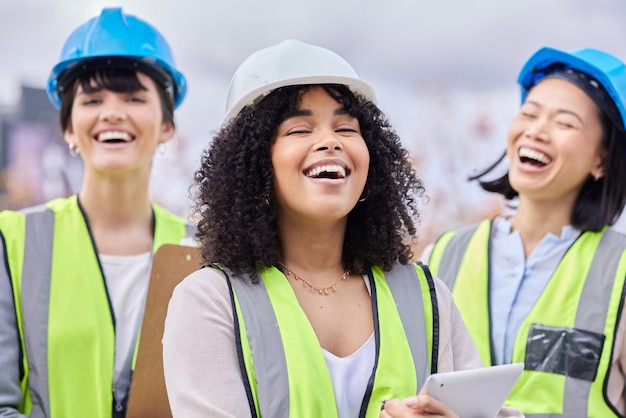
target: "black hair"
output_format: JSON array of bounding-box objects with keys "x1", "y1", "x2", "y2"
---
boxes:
[
  {"x1": 192, "y1": 84, "x2": 426, "y2": 280},
  {"x1": 472, "y1": 80, "x2": 626, "y2": 231}
]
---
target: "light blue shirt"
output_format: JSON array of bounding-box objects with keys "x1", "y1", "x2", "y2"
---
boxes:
[{"x1": 490, "y1": 217, "x2": 579, "y2": 364}]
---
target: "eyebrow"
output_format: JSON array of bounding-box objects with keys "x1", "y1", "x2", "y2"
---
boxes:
[
  {"x1": 525, "y1": 100, "x2": 584, "y2": 124},
  {"x1": 283, "y1": 107, "x2": 349, "y2": 120}
]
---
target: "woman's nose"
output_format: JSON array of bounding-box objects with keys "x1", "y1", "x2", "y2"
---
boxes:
[
  {"x1": 524, "y1": 121, "x2": 549, "y2": 141},
  {"x1": 99, "y1": 104, "x2": 127, "y2": 122},
  {"x1": 314, "y1": 131, "x2": 343, "y2": 151}
]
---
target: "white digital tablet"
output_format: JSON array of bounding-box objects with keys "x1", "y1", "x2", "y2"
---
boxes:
[{"x1": 421, "y1": 362, "x2": 524, "y2": 418}]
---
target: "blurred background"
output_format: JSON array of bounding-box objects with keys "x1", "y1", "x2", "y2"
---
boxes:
[{"x1": 1, "y1": 0, "x2": 625, "y2": 253}]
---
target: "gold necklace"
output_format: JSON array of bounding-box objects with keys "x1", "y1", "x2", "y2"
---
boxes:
[{"x1": 277, "y1": 262, "x2": 350, "y2": 296}]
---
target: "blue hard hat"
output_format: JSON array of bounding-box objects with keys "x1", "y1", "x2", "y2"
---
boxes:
[
  {"x1": 518, "y1": 47, "x2": 626, "y2": 131},
  {"x1": 47, "y1": 7, "x2": 186, "y2": 109}
]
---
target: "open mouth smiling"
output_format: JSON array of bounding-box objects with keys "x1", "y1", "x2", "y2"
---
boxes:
[
  {"x1": 519, "y1": 146, "x2": 551, "y2": 167},
  {"x1": 95, "y1": 131, "x2": 134, "y2": 143},
  {"x1": 304, "y1": 164, "x2": 349, "y2": 179}
]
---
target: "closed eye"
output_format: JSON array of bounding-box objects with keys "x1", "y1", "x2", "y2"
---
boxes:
[
  {"x1": 82, "y1": 98, "x2": 101, "y2": 106},
  {"x1": 286, "y1": 129, "x2": 311, "y2": 135},
  {"x1": 127, "y1": 92, "x2": 147, "y2": 103}
]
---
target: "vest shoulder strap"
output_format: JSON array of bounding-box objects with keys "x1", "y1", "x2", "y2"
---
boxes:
[
  {"x1": 384, "y1": 262, "x2": 439, "y2": 375},
  {"x1": 434, "y1": 220, "x2": 489, "y2": 289}
]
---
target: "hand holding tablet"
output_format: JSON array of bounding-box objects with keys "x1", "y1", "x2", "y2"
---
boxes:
[{"x1": 421, "y1": 363, "x2": 524, "y2": 418}]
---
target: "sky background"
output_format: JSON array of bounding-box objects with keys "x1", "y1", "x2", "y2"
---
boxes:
[{"x1": 2, "y1": 0, "x2": 626, "y2": 246}]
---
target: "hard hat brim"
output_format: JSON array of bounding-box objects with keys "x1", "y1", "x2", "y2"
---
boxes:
[
  {"x1": 223, "y1": 75, "x2": 377, "y2": 124},
  {"x1": 47, "y1": 55, "x2": 187, "y2": 109}
]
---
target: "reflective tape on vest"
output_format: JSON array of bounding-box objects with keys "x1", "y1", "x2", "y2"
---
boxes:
[
  {"x1": 430, "y1": 220, "x2": 626, "y2": 417},
  {"x1": 227, "y1": 262, "x2": 437, "y2": 418}
]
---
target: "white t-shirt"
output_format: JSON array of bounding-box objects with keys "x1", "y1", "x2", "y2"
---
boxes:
[
  {"x1": 100, "y1": 252, "x2": 152, "y2": 405},
  {"x1": 323, "y1": 333, "x2": 375, "y2": 418}
]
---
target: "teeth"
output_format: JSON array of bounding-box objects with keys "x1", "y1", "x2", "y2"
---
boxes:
[
  {"x1": 519, "y1": 147, "x2": 551, "y2": 164},
  {"x1": 305, "y1": 165, "x2": 346, "y2": 178},
  {"x1": 97, "y1": 131, "x2": 132, "y2": 142}
]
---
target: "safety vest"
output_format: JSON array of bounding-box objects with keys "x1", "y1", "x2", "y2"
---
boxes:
[
  {"x1": 222, "y1": 261, "x2": 439, "y2": 418},
  {"x1": 428, "y1": 219, "x2": 626, "y2": 417},
  {"x1": 0, "y1": 195, "x2": 195, "y2": 418}
]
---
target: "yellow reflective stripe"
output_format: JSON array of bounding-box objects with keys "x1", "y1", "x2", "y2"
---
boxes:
[
  {"x1": 262, "y1": 267, "x2": 338, "y2": 418},
  {"x1": 508, "y1": 233, "x2": 601, "y2": 416},
  {"x1": 365, "y1": 266, "x2": 418, "y2": 417},
  {"x1": 427, "y1": 230, "x2": 456, "y2": 275},
  {"x1": 151, "y1": 203, "x2": 191, "y2": 250},
  {"x1": 507, "y1": 230, "x2": 626, "y2": 417},
  {"x1": 434, "y1": 221, "x2": 626, "y2": 416},
  {"x1": 3, "y1": 196, "x2": 190, "y2": 417},
  {"x1": 235, "y1": 263, "x2": 433, "y2": 418},
  {"x1": 449, "y1": 221, "x2": 492, "y2": 365},
  {"x1": 48, "y1": 197, "x2": 114, "y2": 418}
]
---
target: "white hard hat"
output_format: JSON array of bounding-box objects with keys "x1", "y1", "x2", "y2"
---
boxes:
[{"x1": 224, "y1": 39, "x2": 377, "y2": 123}]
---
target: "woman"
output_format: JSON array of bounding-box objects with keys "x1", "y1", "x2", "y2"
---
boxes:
[
  {"x1": 424, "y1": 47, "x2": 626, "y2": 417},
  {"x1": 162, "y1": 39, "x2": 520, "y2": 418},
  {"x1": 0, "y1": 7, "x2": 194, "y2": 418}
]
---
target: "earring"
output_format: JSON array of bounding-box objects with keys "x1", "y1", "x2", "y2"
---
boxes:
[
  {"x1": 158, "y1": 142, "x2": 168, "y2": 155},
  {"x1": 263, "y1": 193, "x2": 270, "y2": 206},
  {"x1": 593, "y1": 172, "x2": 601, "y2": 182},
  {"x1": 68, "y1": 143, "x2": 80, "y2": 157}
]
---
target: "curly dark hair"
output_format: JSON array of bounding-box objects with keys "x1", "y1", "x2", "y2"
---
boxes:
[{"x1": 193, "y1": 84, "x2": 425, "y2": 281}]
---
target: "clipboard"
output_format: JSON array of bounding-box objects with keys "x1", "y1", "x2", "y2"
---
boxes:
[{"x1": 126, "y1": 244, "x2": 203, "y2": 418}]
